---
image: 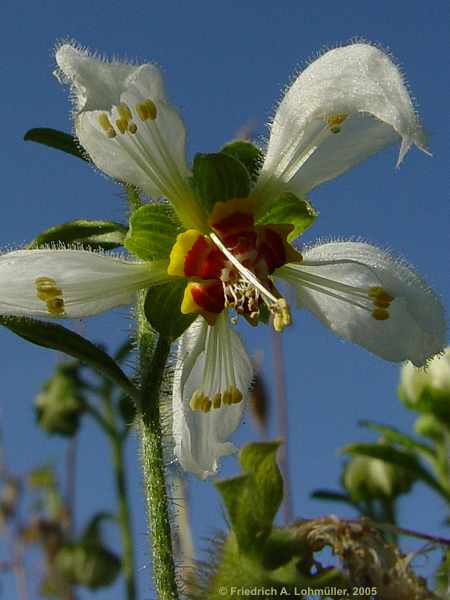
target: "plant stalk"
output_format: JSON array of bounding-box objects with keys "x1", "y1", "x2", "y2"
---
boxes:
[{"x1": 137, "y1": 300, "x2": 179, "y2": 599}]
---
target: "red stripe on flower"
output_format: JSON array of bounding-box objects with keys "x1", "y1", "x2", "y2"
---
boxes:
[
  {"x1": 256, "y1": 228, "x2": 287, "y2": 273},
  {"x1": 191, "y1": 281, "x2": 225, "y2": 314},
  {"x1": 184, "y1": 236, "x2": 225, "y2": 279}
]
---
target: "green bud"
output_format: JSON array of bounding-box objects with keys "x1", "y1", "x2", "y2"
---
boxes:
[
  {"x1": 55, "y1": 542, "x2": 121, "y2": 589},
  {"x1": 342, "y1": 455, "x2": 414, "y2": 501},
  {"x1": 398, "y1": 348, "x2": 450, "y2": 426},
  {"x1": 34, "y1": 364, "x2": 85, "y2": 436},
  {"x1": 414, "y1": 414, "x2": 444, "y2": 441}
]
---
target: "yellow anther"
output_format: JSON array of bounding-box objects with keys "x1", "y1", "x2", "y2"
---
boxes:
[
  {"x1": 230, "y1": 386, "x2": 243, "y2": 404},
  {"x1": 202, "y1": 398, "x2": 212, "y2": 413},
  {"x1": 212, "y1": 393, "x2": 222, "y2": 409},
  {"x1": 47, "y1": 297, "x2": 65, "y2": 316},
  {"x1": 35, "y1": 277, "x2": 62, "y2": 301},
  {"x1": 272, "y1": 298, "x2": 292, "y2": 332},
  {"x1": 115, "y1": 118, "x2": 128, "y2": 134},
  {"x1": 97, "y1": 113, "x2": 116, "y2": 138},
  {"x1": 372, "y1": 308, "x2": 390, "y2": 321},
  {"x1": 374, "y1": 298, "x2": 391, "y2": 309},
  {"x1": 117, "y1": 103, "x2": 132, "y2": 121},
  {"x1": 136, "y1": 99, "x2": 157, "y2": 121},
  {"x1": 222, "y1": 389, "x2": 233, "y2": 406},
  {"x1": 326, "y1": 113, "x2": 348, "y2": 134},
  {"x1": 128, "y1": 122, "x2": 138, "y2": 134}
]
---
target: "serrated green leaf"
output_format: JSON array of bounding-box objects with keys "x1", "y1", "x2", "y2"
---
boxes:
[
  {"x1": 0, "y1": 317, "x2": 139, "y2": 403},
  {"x1": 221, "y1": 140, "x2": 263, "y2": 183},
  {"x1": 257, "y1": 192, "x2": 318, "y2": 241},
  {"x1": 125, "y1": 203, "x2": 182, "y2": 261},
  {"x1": 343, "y1": 443, "x2": 449, "y2": 501},
  {"x1": 216, "y1": 441, "x2": 283, "y2": 555},
  {"x1": 144, "y1": 280, "x2": 196, "y2": 341},
  {"x1": 192, "y1": 152, "x2": 251, "y2": 213},
  {"x1": 24, "y1": 128, "x2": 87, "y2": 161},
  {"x1": 29, "y1": 220, "x2": 127, "y2": 250}
]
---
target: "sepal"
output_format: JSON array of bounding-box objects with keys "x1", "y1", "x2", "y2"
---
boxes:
[
  {"x1": 29, "y1": 220, "x2": 127, "y2": 251},
  {"x1": 220, "y1": 140, "x2": 264, "y2": 183},
  {"x1": 256, "y1": 192, "x2": 318, "y2": 241},
  {"x1": 24, "y1": 128, "x2": 86, "y2": 161},
  {"x1": 144, "y1": 280, "x2": 197, "y2": 341}
]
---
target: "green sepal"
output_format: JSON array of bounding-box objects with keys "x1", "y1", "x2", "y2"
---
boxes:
[
  {"x1": 24, "y1": 128, "x2": 87, "y2": 161},
  {"x1": 0, "y1": 317, "x2": 139, "y2": 403},
  {"x1": 257, "y1": 192, "x2": 318, "y2": 241},
  {"x1": 221, "y1": 140, "x2": 264, "y2": 183},
  {"x1": 125, "y1": 203, "x2": 183, "y2": 261},
  {"x1": 343, "y1": 442, "x2": 449, "y2": 501},
  {"x1": 359, "y1": 420, "x2": 435, "y2": 460},
  {"x1": 215, "y1": 441, "x2": 283, "y2": 556},
  {"x1": 29, "y1": 220, "x2": 127, "y2": 251},
  {"x1": 192, "y1": 152, "x2": 251, "y2": 213},
  {"x1": 144, "y1": 280, "x2": 196, "y2": 341}
]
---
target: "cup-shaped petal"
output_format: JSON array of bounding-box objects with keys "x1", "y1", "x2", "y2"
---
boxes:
[
  {"x1": 278, "y1": 242, "x2": 446, "y2": 366},
  {"x1": 172, "y1": 314, "x2": 253, "y2": 478},
  {"x1": 259, "y1": 43, "x2": 427, "y2": 198}
]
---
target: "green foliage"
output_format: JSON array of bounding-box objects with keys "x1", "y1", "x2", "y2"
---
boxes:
[
  {"x1": 24, "y1": 128, "x2": 87, "y2": 160},
  {"x1": 256, "y1": 192, "x2": 318, "y2": 241},
  {"x1": 216, "y1": 441, "x2": 283, "y2": 555},
  {"x1": 125, "y1": 202, "x2": 183, "y2": 261},
  {"x1": 192, "y1": 152, "x2": 251, "y2": 213},
  {"x1": 29, "y1": 220, "x2": 127, "y2": 251},
  {"x1": 35, "y1": 364, "x2": 85, "y2": 436},
  {"x1": 144, "y1": 280, "x2": 196, "y2": 341},
  {"x1": 221, "y1": 140, "x2": 264, "y2": 183},
  {"x1": 0, "y1": 316, "x2": 139, "y2": 403},
  {"x1": 55, "y1": 513, "x2": 121, "y2": 590}
]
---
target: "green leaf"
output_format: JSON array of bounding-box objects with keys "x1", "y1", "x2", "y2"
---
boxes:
[
  {"x1": 192, "y1": 152, "x2": 251, "y2": 213},
  {"x1": 359, "y1": 420, "x2": 435, "y2": 459},
  {"x1": 144, "y1": 280, "x2": 196, "y2": 341},
  {"x1": 216, "y1": 441, "x2": 283, "y2": 555},
  {"x1": 24, "y1": 128, "x2": 87, "y2": 161},
  {"x1": 343, "y1": 443, "x2": 449, "y2": 501},
  {"x1": 29, "y1": 220, "x2": 127, "y2": 250},
  {"x1": 0, "y1": 317, "x2": 139, "y2": 403},
  {"x1": 125, "y1": 203, "x2": 183, "y2": 261},
  {"x1": 221, "y1": 140, "x2": 264, "y2": 183},
  {"x1": 310, "y1": 489, "x2": 356, "y2": 506},
  {"x1": 257, "y1": 192, "x2": 318, "y2": 241}
]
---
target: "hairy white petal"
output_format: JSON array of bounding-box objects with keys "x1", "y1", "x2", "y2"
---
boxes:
[
  {"x1": 172, "y1": 314, "x2": 253, "y2": 478},
  {"x1": 0, "y1": 249, "x2": 169, "y2": 318},
  {"x1": 278, "y1": 242, "x2": 446, "y2": 366},
  {"x1": 55, "y1": 44, "x2": 204, "y2": 228},
  {"x1": 260, "y1": 43, "x2": 427, "y2": 197}
]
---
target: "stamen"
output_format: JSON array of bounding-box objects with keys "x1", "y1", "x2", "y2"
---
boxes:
[
  {"x1": 272, "y1": 298, "x2": 292, "y2": 332},
  {"x1": 372, "y1": 308, "x2": 390, "y2": 321},
  {"x1": 136, "y1": 99, "x2": 158, "y2": 121},
  {"x1": 116, "y1": 118, "x2": 128, "y2": 134},
  {"x1": 326, "y1": 113, "x2": 348, "y2": 134},
  {"x1": 117, "y1": 103, "x2": 132, "y2": 121},
  {"x1": 35, "y1": 277, "x2": 65, "y2": 316},
  {"x1": 97, "y1": 113, "x2": 116, "y2": 138},
  {"x1": 128, "y1": 122, "x2": 138, "y2": 134},
  {"x1": 189, "y1": 386, "x2": 242, "y2": 412}
]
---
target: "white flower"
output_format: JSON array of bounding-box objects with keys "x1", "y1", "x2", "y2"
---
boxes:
[
  {"x1": 0, "y1": 40, "x2": 441, "y2": 477},
  {"x1": 399, "y1": 346, "x2": 450, "y2": 404}
]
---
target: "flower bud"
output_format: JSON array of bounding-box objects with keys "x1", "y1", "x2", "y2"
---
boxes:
[
  {"x1": 342, "y1": 455, "x2": 414, "y2": 501},
  {"x1": 398, "y1": 347, "x2": 450, "y2": 426},
  {"x1": 414, "y1": 413, "x2": 444, "y2": 441},
  {"x1": 34, "y1": 364, "x2": 85, "y2": 436},
  {"x1": 55, "y1": 542, "x2": 121, "y2": 589}
]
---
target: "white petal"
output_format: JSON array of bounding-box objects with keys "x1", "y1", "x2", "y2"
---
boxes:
[
  {"x1": 259, "y1": 43, "x2": 427, "y2": 197},
  {"x1": 172, "y1": 314, "x2": 253, "y2": 478},
  {"x1": 278, "y1": 242, "x2": 446, "y2": 366},
  {"x1": 0, "y1": 249, "x2": 169, "y2": 318},
  {"x1": 56, "y1": 44, "x2": 204, "y2": 229},
  {"x1": 55, "y1": 43, "x2": 166, "y2": 112}
]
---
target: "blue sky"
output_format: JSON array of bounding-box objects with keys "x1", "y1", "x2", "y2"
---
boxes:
[{"x1": 0, "y1": 1, "x2": 448, "y2": 598}]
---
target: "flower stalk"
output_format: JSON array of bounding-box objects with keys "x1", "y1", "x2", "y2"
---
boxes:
[{"x1": 137, "y1": 309, "x2": 179, "y2": 599}]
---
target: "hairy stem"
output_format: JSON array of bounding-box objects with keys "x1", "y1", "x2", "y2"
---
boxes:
[{"x1": 137, "y1": 299, "x2": 179, "y2": 599}]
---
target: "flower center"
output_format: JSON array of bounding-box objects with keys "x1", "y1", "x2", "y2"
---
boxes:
[{"x1": 168, "y1": 202, "x2": 301, "y2": 330}]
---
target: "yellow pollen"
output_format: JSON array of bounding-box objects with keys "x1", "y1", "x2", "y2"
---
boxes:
[
  {"x1": 136, "y1": 99, "x2": 157, "y2": 121},
  {"x1": 212, "y1": 393, "x2": 222, "y2": 409},
  {"x1": 116, "y1": 118, "x2": 128, "y2": 134},
  {"x1": 326, "y1": 113, "x2": 348, "y2": 134},
  {"x1": 47, "y1": 297, "x2": 65, "y2": 316},
  {"x1": 372, "y1": 308, "x2": 390, "y2": 321},
  {"x1": 368, "y1": 286, "x2": 393, "y2": 302},
  {"x1": 97, "y1": 113, "x2": 116, "y2": 138},
  {"x1": 272, "y1": 298, "x2": 292, "y2": 332},
  {"x1": 117, "y1": 103, "x2": 132, "y2": 121}
]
